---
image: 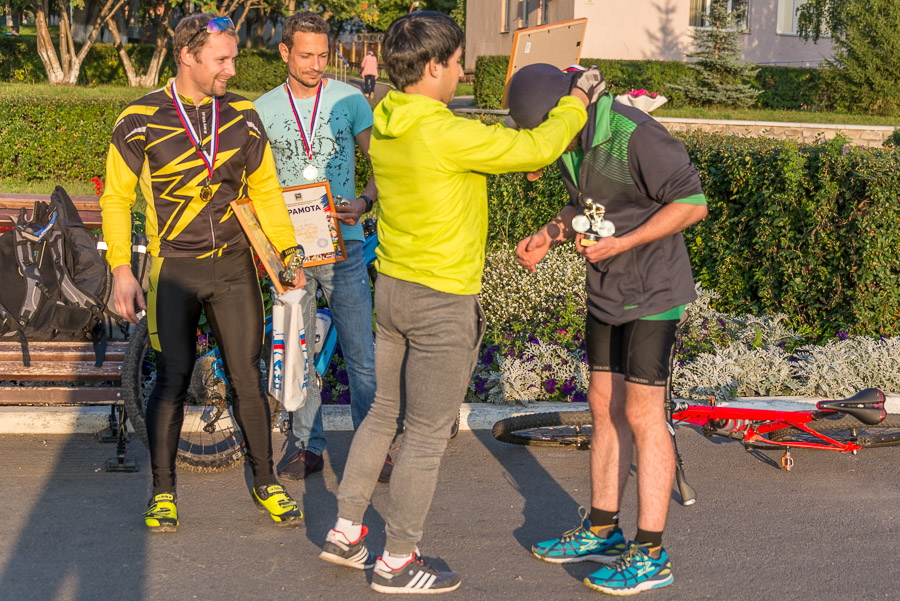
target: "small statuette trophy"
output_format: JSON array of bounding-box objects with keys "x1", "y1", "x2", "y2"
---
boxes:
[{"x1": 571, "y1": 198, "x2": 615, "y2": 246}]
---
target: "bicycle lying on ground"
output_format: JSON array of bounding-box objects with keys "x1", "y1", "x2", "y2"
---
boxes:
[
  {"x1": 492, "y1": 388, "x2": 899, "y2": 504},
  {"x1": 122, "y1": 219, "x2": 460, "y2": 473}
]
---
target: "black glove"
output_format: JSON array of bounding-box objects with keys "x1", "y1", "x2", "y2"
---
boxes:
[{"x1": 572, "y1": 66, "x2": 606, "y2": 105}]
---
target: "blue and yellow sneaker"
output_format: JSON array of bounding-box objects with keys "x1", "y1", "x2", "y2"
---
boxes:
[
  {"x1": 144, "y1": 493, "x2": 178, "y2": 533},
  {"x1": 532, "y1": 509, "x2": 627, "y2": 564},
  {"x1": 583, "y1": 543, "x2": 674, "y2": 596},
  {"x1": 253, "y1": 484, "x2": 303, "y2": 526}
]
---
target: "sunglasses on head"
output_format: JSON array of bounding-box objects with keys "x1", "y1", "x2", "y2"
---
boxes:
[{"x1": 186, "y1": 16, "x2": 235, "y2": 47}]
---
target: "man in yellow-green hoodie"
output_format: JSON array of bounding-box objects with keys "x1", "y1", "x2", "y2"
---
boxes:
[{"x1": 317, "y1": 11, "x2": 596, "y2": 594}]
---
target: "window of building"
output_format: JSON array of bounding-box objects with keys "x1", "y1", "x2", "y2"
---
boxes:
[
  {"x1": 519, "y1": 0, "x2": 529, "y2": 29},
  {"x1": 689, "y1": 0, "x2": 750, "y2": 31},
  {"x1": 776, "y1": 0, "x2": 804, "y2": 34},
  {"x1": 501, "y1": 0, "x2": 511, "y2": 32}
]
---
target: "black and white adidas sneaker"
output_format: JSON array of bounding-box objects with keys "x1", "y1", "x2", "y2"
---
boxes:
[
  {"x1": 319, "y1": 526, "x2": 376, "y2": 570},
  {"x1": 371, "y1": 554, "x2": 461, "y2": 594}
]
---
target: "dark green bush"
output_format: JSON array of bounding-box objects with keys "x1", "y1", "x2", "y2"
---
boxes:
[
  {"x1": 681, "y1": 133, "x2": 900, "y2": 339},
  {"x1": 77, "y1": 43, "x2": 177, "y2": 87},
  {"x1": 0, "y1": 37, "x2": 45, "y2": 83},
  {"x1": 480, "y1": 127, "x2": 900, "y2": 340},
  {"x1": 473, "y1": 55, "x2": 509, "y2": 110},
  {"x1": 474, "y1": 55, "x2": 691, "y2": 110},
  {"x1": 6, "y1": 93, "x2": 900, "y2": 340},
  {"x1": 755, "y1": 66, "x2": 828, "y2": 110},
  {"x1": 229, "y1": 50, "x2": 290, "y2": 93},
  {"x1": 474, "y1": 55, "x2": 834, "y2": 112}
]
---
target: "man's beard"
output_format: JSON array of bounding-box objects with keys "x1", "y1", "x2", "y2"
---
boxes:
[{"x1": 290, "y1": 68, "x2": 324, "y2": 90}]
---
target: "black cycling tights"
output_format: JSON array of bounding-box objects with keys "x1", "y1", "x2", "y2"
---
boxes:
[{"x1": 145, "y1": 250, "x2": 276, "y2": 494}]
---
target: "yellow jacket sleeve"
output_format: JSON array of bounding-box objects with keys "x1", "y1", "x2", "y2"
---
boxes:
[
  {"x1": 442, "y1": 96, "x2": 587, "y2": 174},
  {"x1": 99, "y1": 143, "x2": 138, "y2": 270}
]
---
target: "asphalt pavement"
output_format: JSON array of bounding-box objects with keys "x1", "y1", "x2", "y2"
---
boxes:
[{"x1": 1, "y1": 426, "x2": 898, "y2": 601}]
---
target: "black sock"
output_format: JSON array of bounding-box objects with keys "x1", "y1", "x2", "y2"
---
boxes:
[
  {"x1": 589, "y1": 508, "x2": 619, "y2": 537},
  {"x1": 634, "y1": 529, "x2": 663, "y2": 557}
]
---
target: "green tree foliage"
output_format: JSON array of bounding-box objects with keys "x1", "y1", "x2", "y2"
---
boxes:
[
  {"x1": 371, "y1": 0, "x2": 456, "y2": 31},
  {"x1": 797, "y1": 0, "x2": 900, "y2": 116},
  {"x1": 670, "y1": 0, "x2": 759, "y2": 107}
]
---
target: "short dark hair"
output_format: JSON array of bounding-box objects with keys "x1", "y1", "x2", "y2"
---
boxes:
[
  {"x1": 381, "y1": 11, "x2": 463, "y2": 91},
  {"x1": 173, "y1": 13, "x2": 238, "y2": 67},
  {"x1": 282, "y1": 11, "x2": 330, "y2": 50}
]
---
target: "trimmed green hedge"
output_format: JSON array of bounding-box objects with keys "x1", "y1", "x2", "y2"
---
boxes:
[
  {"x1": 0, "y1": 37, "x2": 286, "y2": 90},
  {"x1": 4, "y1": 94, "x2": 899, "y2": 339},
  {"x1": 0, "y1": 94, "x2": 120, "y2": 182},
  {"x1": 474, "y1": 55, "x2": 828, "y2": 112},
  {"x1": 683, "y1": 133, "x2": 900, "y2": 340},
  {"x1": 480, "y1": 133, "x2": 900, "y2": 339}
]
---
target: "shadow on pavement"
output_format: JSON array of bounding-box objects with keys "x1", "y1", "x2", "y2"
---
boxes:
[{"x1": 0, "y1": 434, "x2": 147, "y2": 600}]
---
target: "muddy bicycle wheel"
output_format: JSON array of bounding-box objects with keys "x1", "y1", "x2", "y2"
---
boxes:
[
  {"x1": 492, "y1": 410, "x2": 592, "y2": 449},
  {"x1": 122, "y1": 318, "x2": 247, "y2": 473},
  {"x1": 769, "y1": 413, "x2": 900, "y2": 448}
]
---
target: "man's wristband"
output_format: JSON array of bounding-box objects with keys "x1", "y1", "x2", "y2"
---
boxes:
[{"x1": 360, "y1": 194, "x2": 375, "y2": 214}]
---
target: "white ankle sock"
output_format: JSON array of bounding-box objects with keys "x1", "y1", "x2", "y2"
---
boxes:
[
  {"x1": 334, "y1": 517, "x2": 362, "y2": 542},
  {"x1": 381, "y1": 550, "x2": 414, "y2": 570}
]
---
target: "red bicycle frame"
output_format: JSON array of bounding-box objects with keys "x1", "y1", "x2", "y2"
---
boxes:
[{"x1": 672, "y1": 404, "x2": 862, "y2": 452}]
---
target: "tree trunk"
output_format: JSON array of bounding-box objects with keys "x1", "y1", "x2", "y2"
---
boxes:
[
  {"x1": 254, "y1": 7, "x2": 265, "y2": 49},
  {"x1": 32, "y1": 0, "x2": 128, "y2": 85},
  {"x1": 34, "y1": 0, "x2": 65, "y2": 84},
  {"x1": 107, "y1": 1, "x2": 172, "y2": 87},
  {"x1": 287, "y1": 0, "x2": 295, "y2": 16}
]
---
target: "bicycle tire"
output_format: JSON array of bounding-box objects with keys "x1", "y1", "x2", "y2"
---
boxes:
[
  {"x1": 492, "y1": 410, "x2": 592, "y2": 448},
  {"x1": 769, "y1": 413, "x2": 900, "y2": 448},
  {"x1": 122, "y1": 318, "x2": 246, "y2": 473}
]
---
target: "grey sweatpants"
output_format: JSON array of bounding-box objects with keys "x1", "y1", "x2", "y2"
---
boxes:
[{"x1": 336, "y1": 274, "x2": 485, "y2": 554}]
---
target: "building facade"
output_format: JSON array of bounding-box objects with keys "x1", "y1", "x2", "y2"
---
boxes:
[{"x1": 465, "y1": 0, "x2": 834, "y2": 71}]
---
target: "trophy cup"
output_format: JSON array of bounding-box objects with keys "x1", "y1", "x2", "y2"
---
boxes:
[{"x1": 571, "y1": 197, "x2": 616, "y2": 246}]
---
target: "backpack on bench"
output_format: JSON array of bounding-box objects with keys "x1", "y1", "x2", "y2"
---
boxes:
[{"x1": 0, "y1": 186, "x2": 140, "y2": 366}]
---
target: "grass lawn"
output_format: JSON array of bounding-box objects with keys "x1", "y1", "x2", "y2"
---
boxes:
[{"x1": 0, "y1": 178, "x2": 97, "y2": 196}]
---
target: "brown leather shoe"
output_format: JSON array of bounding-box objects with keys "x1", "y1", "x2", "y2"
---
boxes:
[
  {"x1": 279, "y1": 449, "x2": 324, "y2": 481},
  {"x1": 377, "y1": 453, "x2": 393, "y2": 484}
]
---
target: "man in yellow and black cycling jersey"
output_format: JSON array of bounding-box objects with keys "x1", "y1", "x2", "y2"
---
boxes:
[{"x1": 100, "y1": 13, "x2": 306, "y2": 533}]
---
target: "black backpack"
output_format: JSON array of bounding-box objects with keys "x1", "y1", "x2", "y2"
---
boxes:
[{"x1": 0, "y1": 187, "x2": 135, "y2": 366}]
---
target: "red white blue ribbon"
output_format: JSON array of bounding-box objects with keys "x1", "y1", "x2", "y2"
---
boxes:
[
  {"x1": 284, "y1": 79, "x2": 323, "y2": 162},
  {"x1": 171, "y1": 81, "x2": 219, "y2": 180}
]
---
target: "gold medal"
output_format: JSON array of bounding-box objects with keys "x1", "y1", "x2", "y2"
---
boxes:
[{"x1": 200, "y1": 185, "x2": 213, "y2": 202}]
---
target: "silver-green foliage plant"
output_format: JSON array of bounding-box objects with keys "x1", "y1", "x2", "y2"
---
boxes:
[
  {"x1": 470, "y1": 339, "x2": 589, "y2": 404},
  {"x1": 792, "y1": 337, "x2": 900, "y2": 398},
  {"x1": 471, "y1": 250, "x2": 900, "y2": 404}
]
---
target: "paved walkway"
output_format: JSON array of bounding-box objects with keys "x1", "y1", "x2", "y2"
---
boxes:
[{"x1": 1, "y1": 428, "x2": 898, "y2": 600}]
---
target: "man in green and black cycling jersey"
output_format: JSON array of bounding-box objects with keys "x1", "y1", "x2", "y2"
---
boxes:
[
  {"x1": 509, "y1": 64, "x2": 708, "y2": 596},
  {"x1": 100, "y1": 13, "x2": 305, "y2": 532}
]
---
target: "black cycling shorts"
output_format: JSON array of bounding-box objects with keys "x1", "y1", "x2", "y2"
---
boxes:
[{"x1": 585, "y1": 313, "x2": 680, "y2": 387}]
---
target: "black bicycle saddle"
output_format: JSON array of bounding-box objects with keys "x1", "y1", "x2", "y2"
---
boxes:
[{"x1": 817, "y1": 388, "x2": 886, "y2": 425}]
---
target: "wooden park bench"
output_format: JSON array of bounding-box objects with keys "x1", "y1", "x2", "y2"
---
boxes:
[{"x1": 0, "y1": 193, "x2": 136, "y2": 471}]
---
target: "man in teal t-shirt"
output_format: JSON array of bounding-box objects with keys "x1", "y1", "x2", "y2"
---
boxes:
[{"x1": 255, "y1": 11, "x2": 379, "y2": 482}]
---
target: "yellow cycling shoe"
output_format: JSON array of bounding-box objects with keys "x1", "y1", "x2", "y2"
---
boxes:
[
  {"x1": 253, "y1": 484, "x2": 303, "y2": 526},
  {"x1": 145, "y1": 493, "x2": 178, "y2": 533}
]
